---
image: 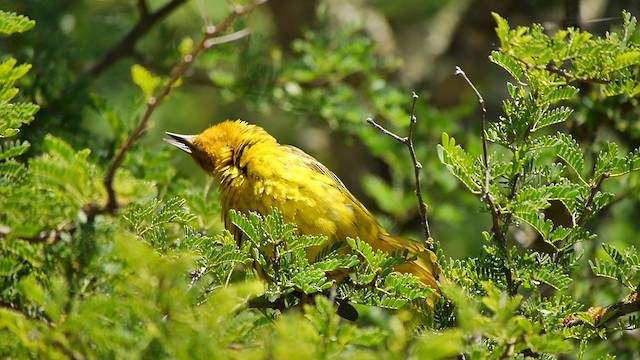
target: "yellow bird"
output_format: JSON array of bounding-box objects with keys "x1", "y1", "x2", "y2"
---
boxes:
[{"x1": 165, "y1": 120, "x2": 441, "y2": 295}]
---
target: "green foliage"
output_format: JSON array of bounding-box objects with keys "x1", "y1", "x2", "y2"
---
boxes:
[
  {"x1": 131, "y1": 64, "x2": 162, "y2": 101},
  {"x1": 0, "y1": 11, "x2": 35, "y2": 35},
  {"x1": 227, "y1": 208, "x2": 434, "y2": 312},
  {"x1": 0, "y1": 13, "x2": 38, "y2": 138},
  {"x1": 590, "y1": 244, "x2": 640, "y2": 289},
  {"x1": 444, "y1": 282, "x2": 574, "y2": 356},
  {"x1": 437, "y1": 10, "x2": 640, "y2": 358},
  {"x1": 0, "y1": 58, "x2": 38, "y2": 138},
  {"x1": 3, "y1": 4, "x2": 640, "y2": 359}
]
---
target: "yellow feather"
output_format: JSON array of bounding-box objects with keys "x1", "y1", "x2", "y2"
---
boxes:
[{"x1": 166, "y1": 119, "x2": 442, "y2": 296}]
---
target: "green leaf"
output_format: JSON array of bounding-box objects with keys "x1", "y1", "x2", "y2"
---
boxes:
[
  {"x1": 532, "y1": 264, "x2": 572, "y2": 291},
  {"x1": 533, "y1": 106, "x2": 573, "y2": 131},
  {"x1": 492, "y1": 12, "x2": 510, "y2": 46},
  {"x1": 30, "y1": 135, "x2": 105, "y2": 210},
  {"x1": 554, "y1": 133, "x2": 585, "y2": 183},
  {"x1": 594, "y1": 243, "x2": 639, "y2": 288},
  {"x1": 131, "y1": 64, "x2": 162, "y2": 101},
  {"x1": 511, "y1": 202, "x2": 554, "y2": 245},
  {"x1": 414, "y1": 330, "x2": 466, "y2": 360},
  {"x1": 290, "y1": 268, "x2": 330, "y2": 294},
  {"x1": 0, "y1": 11, "x2": 35, "y2": 34},
  {"x1": 589, "y1": 258, "x2": 621, "y2": 282},
  {"x1": 490, "y1": 51, "x2": 524, "y2": 81},
  {"x1": 541, "y1": 86, "x2": 579, "y2": 104},
  {"x1": 527, "y1": 332, "x2": 573, "y2": 354},
  {"x1": 0, "y1": 140, "x2": 30, "y2": 160},
  {"x1": 229, "y1": 210, "x2": 260, "y2": 245},
  {"x1": 613, "y1": 51, "x2": 640, "y2": 69},
  {"x1": 528, "y1": 134, "x2": 563, "y2": 150},
  {"x1": 437, "y1": 132, "x2": 482, "y2": 194},
  {"x1": 0, "y1": 102, "x2": 39, "y2": 138},
  {"x1": 209, "y1": 244, "x2": 251, "y2": 266},
  {"x1": 621, "y1": 11, "x2": 637, "y2": 46}
]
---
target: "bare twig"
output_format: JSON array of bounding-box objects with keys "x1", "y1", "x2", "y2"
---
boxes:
[
  {"x1": 367, "y1": 118, "x2": 406, "y2": 143},
  {"x1": 204, "y1": 28, "x2": 251, "y2": 48},
  {"x1": 576, "y1": 173, "x2": 609, "y2": 225},
  {"x1": 102, "y1": 0, "x2": 265, "y2": 214},
  {"x1": 455, "y1": 66, "x2": 515, "y2": 294},
  {"x1": 366, "y1": 92, "x2": 432, "y2": 248},
  {"x1": 564, "y1": 287, "x2": 640, "y2": 327},
  {"x1": 454, "y1": 67, "x2": 489, "y2": 198},
  {"x1": 406, "y1": 93, "x2": 432, "y2": 243}
]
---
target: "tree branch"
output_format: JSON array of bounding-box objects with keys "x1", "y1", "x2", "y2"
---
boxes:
[
  {"x1": 555, "y1": 172, "x2": 609, "y2": 264},
  {"x1": 367, "y1": 92, "x2": 432, "y2": 249},
  {"x1": 514, "y1": 56, "x2": 610, "y2": 85},
  {"x1": 455, "y1": 66, "x2": 515, "y2": 294},
  {"x1": 102, "y1": 0, "x2": 264, "y2": 214},
  {"x1": 84, "y1": 0, "x2": 189, "y2": 78},
  {"x1": 576, "y1": 173, "x2": 609, "y2": 225},
  {"x1": 564, "y1": 287, "x2": 640, "y2": 327}
]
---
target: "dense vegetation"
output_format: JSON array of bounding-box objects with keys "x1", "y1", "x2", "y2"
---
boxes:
[{"x1": 2, "y1": 1, "x2": 640, "y2": 358}]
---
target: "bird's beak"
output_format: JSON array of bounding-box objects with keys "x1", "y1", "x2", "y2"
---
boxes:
[{"x1": 164, "y1": 132, "x2": 198, "y2": 154}]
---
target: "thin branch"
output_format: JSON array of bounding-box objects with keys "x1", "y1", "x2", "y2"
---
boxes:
[
  {"x1": 500, "y1": 172, "x2": 521, "y2": 260},
  {"x1": 366, "y1": 91, "x2": 432, "y2": 248},
  {"x1": 84, "y1": 0, "x2": 188, "y2": 78},
  {"x1": 455, "y1": 66, "x2": 515, "y2": 294},
  {"x1": 407, "y1": 92, "x2": 432, "y2": 243},
  {"x1": 366, "y1": 118, "x2": 406, "y2": 144},
  {"x1": 515, "y1": 56, "x2": 610, "y2": 85},
  {"x1": 576, "y1": 173, "x2": 609, "y2": 225},
  {"x1": 102, "y1": 0, "x2": 266, "y2": 214},
  {"x1": 204, "y1": 28, "x2": 251, "y2": 48},
  {"x1": 455, "y1": 66, "x2": 489, "y2": 198},
  {"x1": 554, "y1": 172, "x2": 609, "y2": 264},
  {"x1": 564, "y1": 287, "x2": 640, "y2": 327}
]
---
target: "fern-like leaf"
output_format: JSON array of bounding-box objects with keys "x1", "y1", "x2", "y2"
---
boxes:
[
  {"x1": 490, "y1": 51, "x2": 524, "y2": 81},
  {"x1": 437, "y1": 133, "x2": 482, "y2": 194},
  {"x1": 0, "y1": 11, "x2": 35, "y2": 35},
  {"x1": 532, "y1": 106, "x2": 573, "y2": 131},
  {"x1": 554, "y1": 133, "x2": 585, "y2": 183},
  {"x1": 229, "y1": 210, "x2": 260, "y2": 246}
]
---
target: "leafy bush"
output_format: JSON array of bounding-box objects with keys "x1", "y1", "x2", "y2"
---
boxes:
[{"x1": 1, "y1": 4, "x2": 640, "y2": 359}]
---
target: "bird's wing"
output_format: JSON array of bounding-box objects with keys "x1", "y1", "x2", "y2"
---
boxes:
[
  {"x1": 281, "y1": 145, "x2": 345, "y2": 188},
  {"x1": 281, "y1": 145, "x2": 376, "y2": 218},
  {"x1": 282, "y1": 145, "x2": 442, "y2": 295}
]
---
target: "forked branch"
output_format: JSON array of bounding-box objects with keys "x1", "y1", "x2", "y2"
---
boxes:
[
  {"x1": 564, "y1": 287, "x2": 640, "y2": 327},
  {"x1": 101, "y1": 0, "x2": 265, "y2": 215},
  {"x1": 367, "y1": 92, "x2": 432, "y2": 249},
  {"x1": 455, "y1": 66, "x2": 515, "y2": 294}
]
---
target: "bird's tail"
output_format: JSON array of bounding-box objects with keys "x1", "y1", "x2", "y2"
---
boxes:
[{"x1": 378, "y1": 233, "x2": 443, "y2": 297}]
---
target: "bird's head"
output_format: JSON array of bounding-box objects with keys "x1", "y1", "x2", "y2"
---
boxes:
[{"x1": 165, "y1": 119, "x2": 276, "y2": 180}]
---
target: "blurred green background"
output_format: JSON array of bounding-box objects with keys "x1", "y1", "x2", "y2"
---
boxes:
[{"x1": 3, "y1": 0, "x2": 640, "y2": 260}]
